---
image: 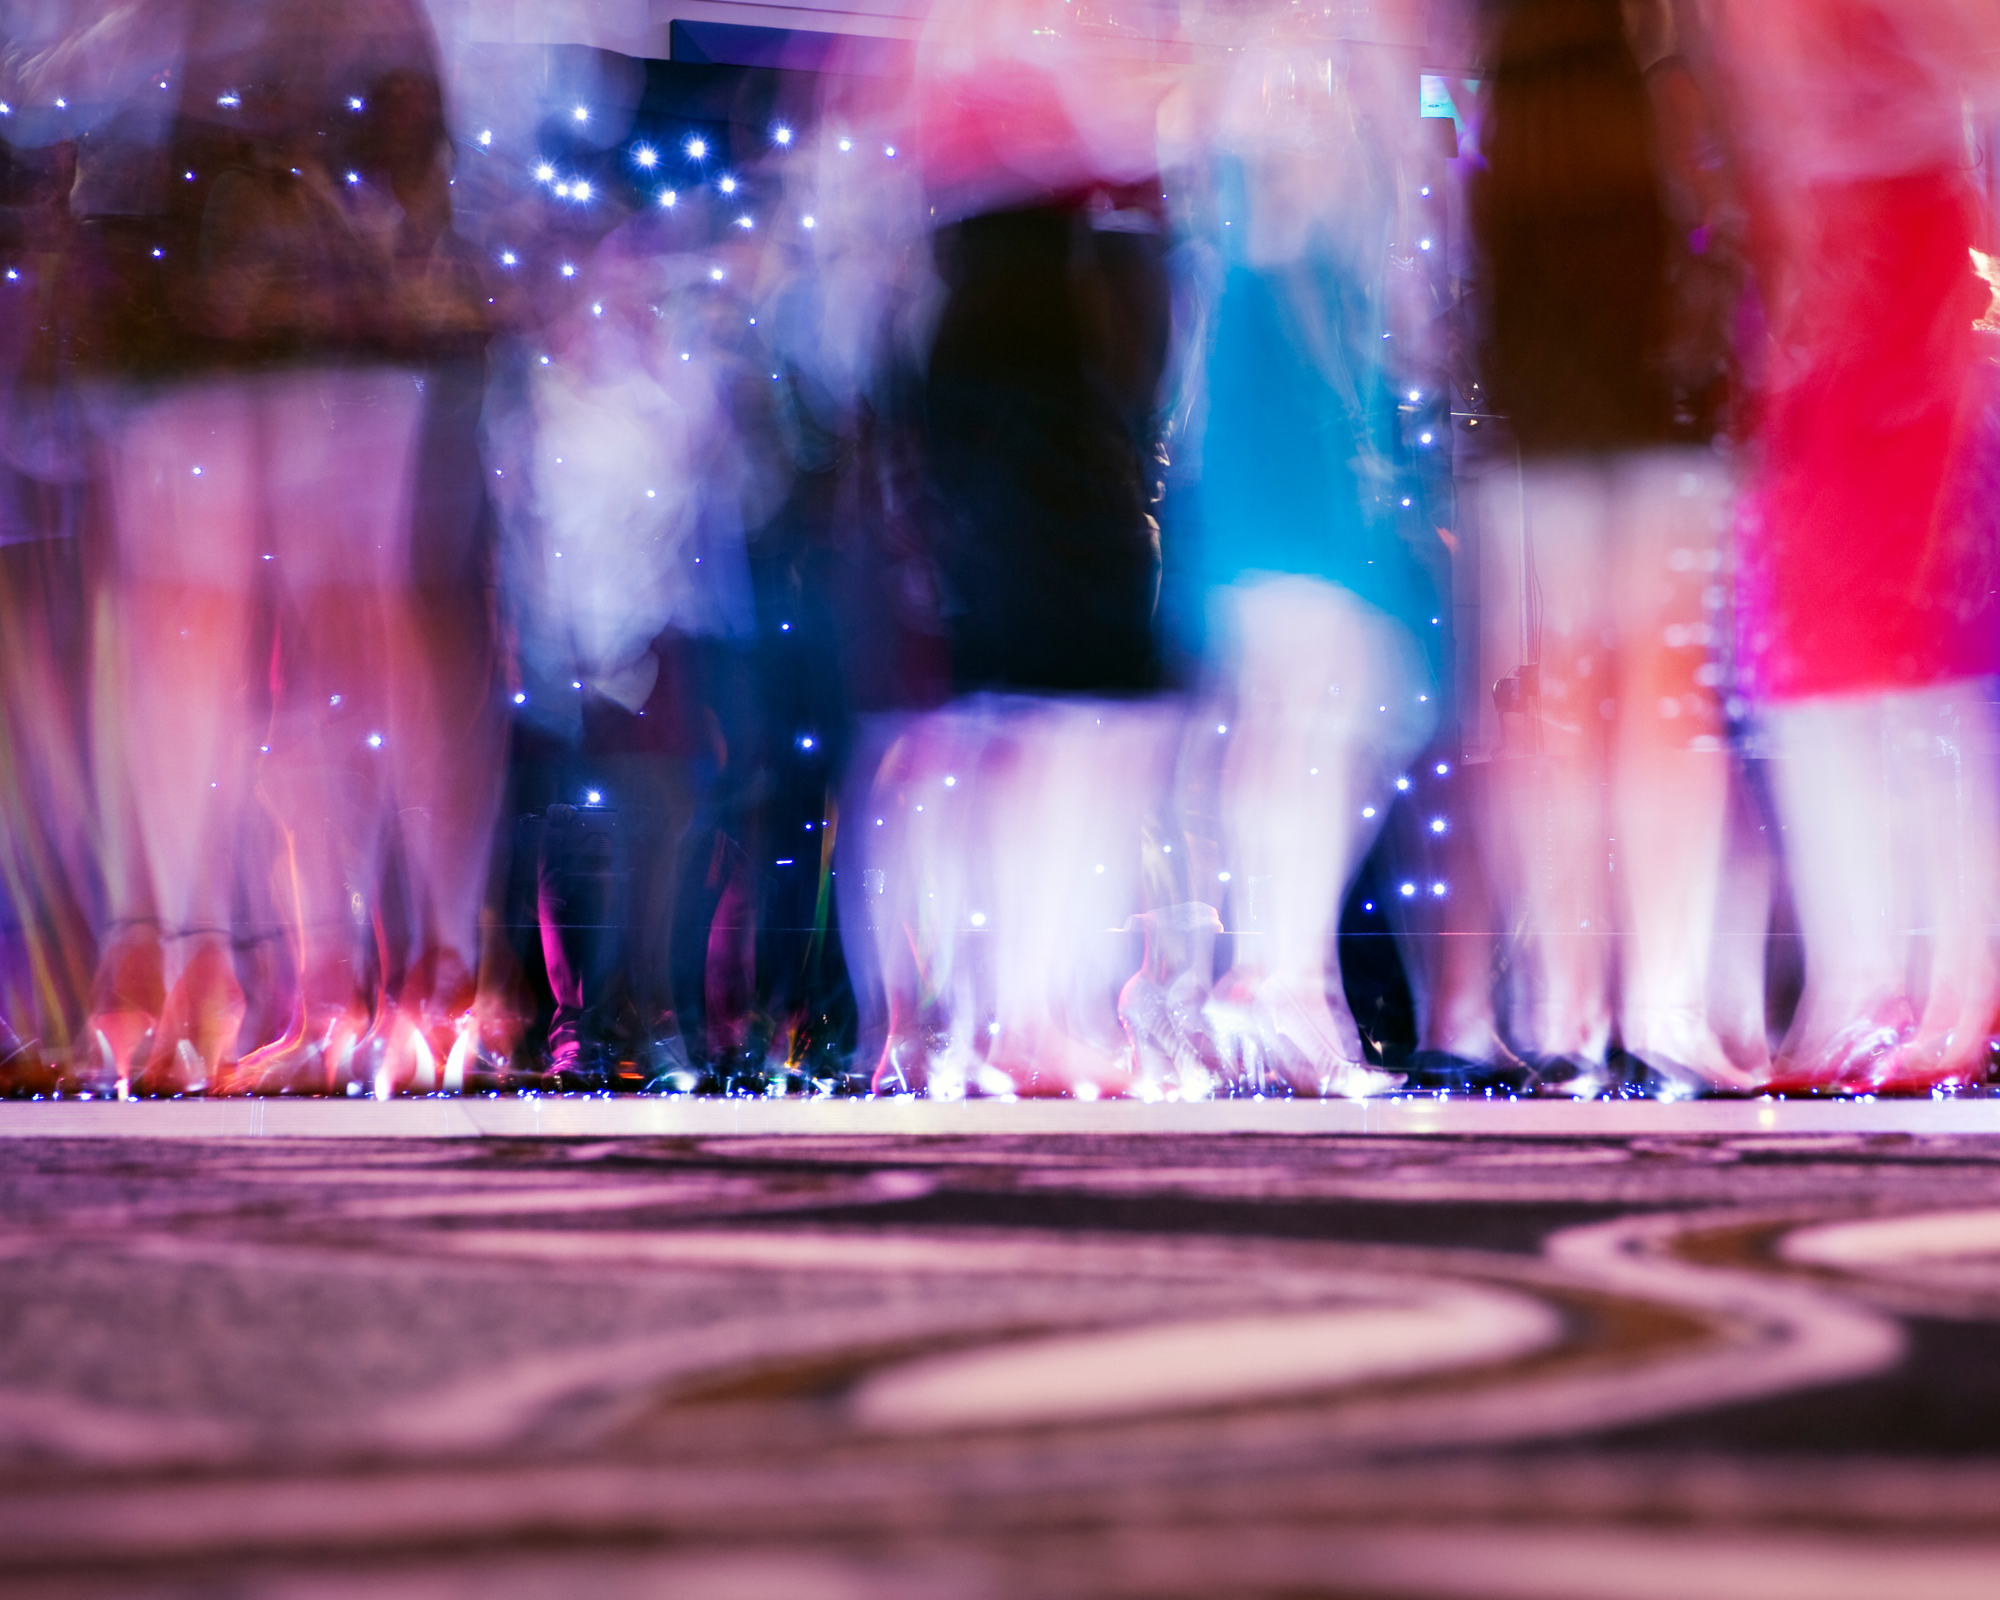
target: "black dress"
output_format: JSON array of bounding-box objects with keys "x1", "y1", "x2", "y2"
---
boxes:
[{"x1": 921, "y1": 196, "x2": 1170, "y2": 696}]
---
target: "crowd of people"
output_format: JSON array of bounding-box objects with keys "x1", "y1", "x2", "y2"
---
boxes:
[{"x1": 2, "y1": 0, "x2": 1998, "y2": 1100}]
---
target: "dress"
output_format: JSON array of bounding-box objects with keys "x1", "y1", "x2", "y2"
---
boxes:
[
  {"x1": 1736, "y1": 169, "x2": 1998, "y2": 700},
  {"x1": 922, "y1": 198, "x2": 1169, "y2": 696},
  {"x1": 1187, "y1": 158, "x2": 1431, "y2": 637}
]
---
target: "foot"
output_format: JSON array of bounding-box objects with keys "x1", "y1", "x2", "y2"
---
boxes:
[
  {"x1": 1118, "y1": 903, "x2": 1226, "y2": 1101},
  {"x1": 83, "y1": 926, "x2": 167, "y2": 1096},
  {"x1": 1205, "y1": 975, "x2": 1401, "y2": 1099},
  {"x1": 225, "y1": 1005, "x2": 371, "y2": 1095},
  {"x1": 1762, "y1": 995, "x2": 1916, "y2": 1096},
  {"x1": 1619, "y1": 1009, "x2": 1758, "y2": 1098},
  {"x1": 136, "y1": 939, "x2": 244, "y2": 1095},
  {"x1": 986, "y1": 1021, "x2": 1132, "y2": 1100}
]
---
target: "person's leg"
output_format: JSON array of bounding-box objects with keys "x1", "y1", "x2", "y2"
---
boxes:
[
  {"x1": 1762, "y1": 693, "x2": 1907, "y2": 1083},
  {"x1": 1479, "y1": 463, "x2": 1615, "y2": 1075},
  {"x1": 863, "y1": 703, "x2": 988, "y2": 1095},
  {"x1": 244, "y1": 369, "x2": 421, "y2": 1091},
  {"x1": 985, "y1": 697, "x2": 1169, "y2": 1096},
  {"x1": 1709, "y1": 765, "x2": 1777, "y2": 1076},
  {"x1": 1608, "y1": 453, "x2": 1744, "y2": 1088},
  {"x1": 101, "y1": 381, "x2": 259, "y2": 1091},
  {"x1": 1206, "y1": 578, "x2": 1429, "y2": 1096},
  {"x1": 1891, "y1": 684, "x2": 2000, "y2": 1086}
]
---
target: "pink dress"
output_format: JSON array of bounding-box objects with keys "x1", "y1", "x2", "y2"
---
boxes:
[
  {"x1": 1723, "y1": 0, "x2": 2000, "y2": 701},
  {"x1": 1736, "y1": 169, "x2": 1997, "y2": 701}
]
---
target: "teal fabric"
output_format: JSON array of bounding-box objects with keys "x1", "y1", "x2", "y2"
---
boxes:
[{"x1": 1185, "y1": 160, "x2": 1431, "y2": 632}]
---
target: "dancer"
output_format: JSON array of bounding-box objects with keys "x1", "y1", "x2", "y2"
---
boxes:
[
  {"x1": 860, "y1": 0, "x2": 1180, "y2": 1096},
  {"x1": 69, "y1": 0, "x2": 503, "y2": 1094},
  {"x1": 1468, "y1": 0, "x2": 1751, "y2": 1095},
  {"x1": 1152, "y1": 11, "x2": 1434, "y2": 1099},
  {"x1": 1712, "y1": 0, "x2": 2000, "y2": 1093}
]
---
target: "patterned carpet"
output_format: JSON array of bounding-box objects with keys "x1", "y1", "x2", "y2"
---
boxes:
[{"x1": 7, "y1": 1125, "x2": 2000, "y2": 1597}]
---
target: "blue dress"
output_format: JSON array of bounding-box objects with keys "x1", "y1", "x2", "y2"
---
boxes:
[{"x1": 1181, "y1": 159, "x2": 1437, "y2": 651}]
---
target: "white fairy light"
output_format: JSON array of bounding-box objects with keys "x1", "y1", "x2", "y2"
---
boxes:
[
  {"x1": 686, "y1": 136, "x2": 708, "y2": 160},
  {"x1": 634, "y1": 144, "x2": 657, "y2": 169},
  {"x1": 366, "y1": 733, "x2": 383, "y2": 748},
  {"x1": 1432, "y1": 882, "x2": 1448, "y2": 896},
  {"x1": 773, "y1": 124, "x2": 793, "y2": 145},
  {"x1": 500, "y1": 251, "x2": 516, "y2": 266},
  {"x1": 573, "y1": 105, "x2": 589, "y2": 122},
  {"x1": 560, "y1": 263, "x2": 575, "y2": 277},
  {"x1": 572, "y1": 180, "x2": 592, "y2": 201},
  {"x1": 736, "y1": 215, "x2": 754, "y2": 229},
  {"x1": 718, "y1": 175, "x2": 737, "y2": 194},
  {"x1": 1361, "y1": 805, "x2": 1377, "y2": 819},
  {"x1": 884, "y1": 145, "x2": 896, "y2": 157},
  {"x1": 1401, "y1": 882, "x2": 1417, "y2": 897},
  {"x1": 533, "y1": 162, "x2": 556, "y2": 183},
  {"x1": 802, "y1": 215, "x2": 816, "y2": 229},
  {"x1": 1430, "y1": 818, "x2": 1447, "y2": 833},
  {"x1": 659, "y1": 189, "x2": 678, "y2": 207},
  {"x1": 478, "y1": 130, "x2": 492, "y2": 146},
  {"x1": 838, "y1": 137, "x2": 852, "y2": 152},
  {"x1": 348, "y1": 96, "x2": 365, "y2": 111},
  {"x1": 1435, "y1": 763, "x2": 1450, "y2": 776},
  {"x1": 1396, "y1": 776, "x2": 1411, "y2": 791}
]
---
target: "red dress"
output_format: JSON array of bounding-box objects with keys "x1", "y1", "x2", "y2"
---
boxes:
[{"x1": 1737, "y1": 168, "x2": 1999, "y2": 701}]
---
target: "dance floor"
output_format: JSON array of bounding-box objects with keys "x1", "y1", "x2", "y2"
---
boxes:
[{"x1": 8, "y1": 1105, "x2": 2000, "y2": 1597}]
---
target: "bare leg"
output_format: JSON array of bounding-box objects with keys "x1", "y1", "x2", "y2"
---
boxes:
[
  {"x1": 1762, "y1": 694, "x2": 1908, "y2": 1084},
  {"x1": 1206, "y1": 578, "x2": 1429, "y2": 1097},
  {"x1": 102, "y1": 382, "x2": 259, "y2": 1091},
  {"x1": 1609, "y1": 455, "x2": 1743, "y2": 1089},
  {"x1": 985, "y1": 698, "x2": 1170, "y2": 1097},
  {"x1": 1479, "y1": 463, "x2": 1615, "y2": 1073}
]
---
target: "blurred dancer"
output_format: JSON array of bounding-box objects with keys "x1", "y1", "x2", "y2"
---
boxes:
[
  {"x1": 0, "y1": 137, "x2": 97, "y2": 1085},
  {"x1": 1149, "y1": 14, "x2": 1433, "y2": 1098},
  {"x1": 62, "y1": 0, "x2": 502, "y2": 1093},
  {"x1": 1470, "y1": 0, "x2": 1750, "y2": 1095},
  {"x1": 1713, "y1": 0, "x2": 2000, "y2": 1092},
  {"x1": 860, "y1": 0, "x2": 1180, "y2": 1096},
  {"x1": 488, "y1": 226, "x2": 767, "y2": 1082}
]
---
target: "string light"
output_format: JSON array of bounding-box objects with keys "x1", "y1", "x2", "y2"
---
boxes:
[
  {"x1": 686, "y1": 136, "x2": 708, "y2": 160},
  {"x1": 773, "y1": 124, "x2": 793, "y2": 145},
  {"x1": 633, "y1": 145, "x2": 657, "y2": 168},
  {"x1": 572, "y1": 105, "x2": 589, "y2": 122},
  {"x1": 802, "y1": 215, "x2": 816, "y2": 229},
  {"x1": 533, "y1": 162, "x2": 555, "y2": 183},
  {"x1": 718, "y1": 175, "x2": 737, "y2": 194},
  {"x1": 478, "y1": 130, "x2": 492, "y2": 146},
  {"x1": 659, "y1": 190, "x2": 677, "y2": 207}
]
